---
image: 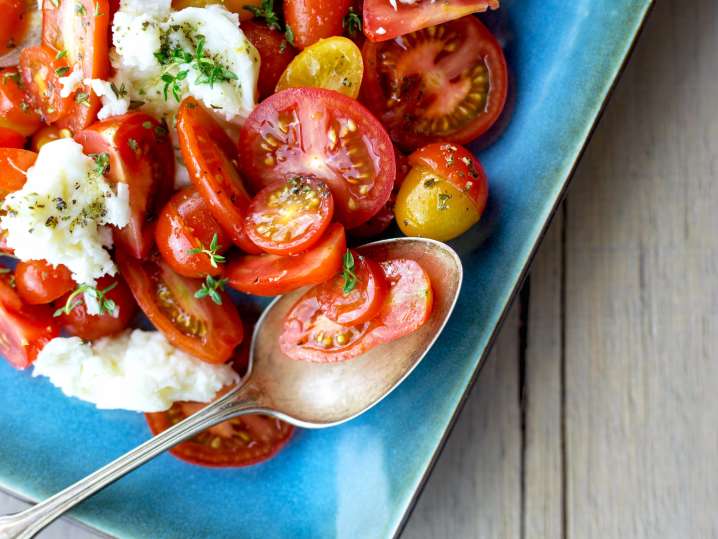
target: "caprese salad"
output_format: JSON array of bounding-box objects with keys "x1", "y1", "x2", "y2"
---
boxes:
[{"x1": 0, "y1": 0, "x2": 506, "y2": 467}]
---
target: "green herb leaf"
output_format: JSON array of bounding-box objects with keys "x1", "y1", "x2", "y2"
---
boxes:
[
  {"x1": 90, "y1": 152, "x2": 110, "y2": 176},
  {"x1": 75, "y1": 91, "x2": 90, "y2": 106},
  {"x1": 244, "y1": 0, "x2": 282, "y2": 31},
  {"x1": 194, "y1": 275, "x2": 228, "y2": 305},
  {"x1": 187, "y1": 233, "x2": 226, "y2": 269},
  {"x1": 55, "y1": 66, "x2": 71, "y2": 77},
  {"x1": 284, "y1": 24, "x2": 295, "y2": 46},
  {"x1": 53, "y1": 282, "x2": 118, "y2": 318},
  {"x1": 343, "y1": 7, "x2": 362, "y2": 37},
  {"x1": 342, "y1": 250, "x2": 358, "y2": 295},
  {"x1": 55, "y1": 49, "x2": 67, "y2": 60}
]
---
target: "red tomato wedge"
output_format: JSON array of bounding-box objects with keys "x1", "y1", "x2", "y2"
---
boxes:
[
  {"x1": 280, "y1": 258, "x2": 433, "y2": 362},
  {"x1": 0, "y1": 67, "x2": 42, "y2": 136},
  {"x1": 0, "y1": 127, "x2": 24, "y2": 148},
  {"x1": 177, "y1": 97, "x2": 260, "y2": 254},
  {"x1": 363, "y1": 0, "x2": 499, "y2": 42},
  {"x1": 116, "y1": 248, "x2": 243, "y2": 364},
  {"x1": 155, "y1": 186, "x2": 230, "y2": 278},
  {"x1": 239, "y1": 88, "x2": 395, "y2": 229},
  {"x1": 225, "y1": 222, "x2": 345, "y2": 296},
  {"x1": 283, "y1": 0, "x2": 353, "y2": 49},
  {"x1": 15, "y1": 260, "x2": 74, "y2": 305},
  {"x1": 146, "y1": 387, "x2": 294, "y2": 468},
  {"x1": 0, "y1": 148, "x2": 35, "y2": 197},
  {"x1": 362, "y1": 15, "x2": 508, "y2": 149},
  {"x1": 245, "y1": 177, "x2": 334, "y2": 256},
  {"x1": 242, "y1": 21, "x2": 298, "y2": 100},
  {"x1": 41, "y1": 0, "x2": 111, "y2": 131},
  {"x1": 0, "y1": 0, "x2": 29, "y2": 56},
  {"x1": 75, "y1": 112, "x2": 175, "y2": 259},
  {"x1": 0, "y1": 267, "x2": 60, "y2": 369},
  {"x1": 55, "y1": 275, "x2": 137, "y2": 340},
  {"x1": 19, "y1": 45, "x2": 73, "y2": 124}
]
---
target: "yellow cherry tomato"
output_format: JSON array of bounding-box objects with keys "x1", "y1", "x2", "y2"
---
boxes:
[
  {"x1": 171, "y1": 0, "x2": 261, "y2": 19},
  {"x1": 276, "y1": 37, "x2": 363, "y2": 98},
  {"x1": 394, "y1": 166, "x2": 481, "y2": 241},
  {"x1": 31, "y1": 126, "x2": 73, "y2": 152}
]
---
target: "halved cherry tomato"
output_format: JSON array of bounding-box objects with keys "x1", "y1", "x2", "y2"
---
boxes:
[
  {"x1": 276, "y1": 36, "x2": 363, "y2": 98},
  {"x1": 280, "y1": 258, "x2": 432, "y2": 362},
  {"x1": 19, "y1": 45, "x2": 73, "y2": 124},
  {"x1": 284, "y1": 0, "x2": 353, "y2": 49},
  {"x1": 155, "y1": 186, "x2": 230, "y2": 278},
  {"x1": 55, "y1": 275, "x2": 137, "y2": 340},
  {"x1": 0, "y1": 148, "x2": 35, "y2": 197},
  {"x1": 363, "y1": 0, "x2": 498, "y2": 42},
  {"x1": 41, "y1": 0, "x2": 110, "y2": 131},
  {"x1": 362, "y1": 16, "x2": 508, "y2": 150},
  {"x1": 0, "y1": 127, "x2": 23, "y2": 148},
  {"x1": 15, "y1": 260, "x2": 74, "y2": 305},
  {"x1": 177, "y1": 97, "x2": 260, "y2": 254},
  {"x1": 245, "y1": 176, "x2": 334, "y2": 255},
  {"x1": 116, "y1": 248, "x2": 243, "y2": 364},
  {"x1": 242, "y1": 21, "x2": 298, "y2": 100},
  {"x1": 75, "y1": 112, "x2": 175, "y2": 259},
  {"x1": 146, "y1": 387, "x2": 294, "y2": 468},
  {"x1": 0, "y1": 0, "x2": 29, "y2": 56},
  {"x1": 395, "y1": 142, "x2": 488, "y2": 241},
  {"x1": 0, "y1": 266, "x2": 60, "y2": 369},
  {"x1": 317, "y1": 251, "x2": 388, "y2": 326},
  {"x1": 239, "y1": 87, "x2": 395, "y2": 229},
  {"x1": 31, "y1": 125, "x2": 73, "y2": 151},
  {"x1": 225, "y1": 222, "x2": 345, "y2": 296},
  {"x1": 0, "y1": 68, "x2": 41, "y2": 136}
]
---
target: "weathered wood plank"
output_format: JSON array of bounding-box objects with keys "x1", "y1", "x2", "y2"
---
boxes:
[
  {"x1": 563, "y1": 1, "x2": 718, "y2": 537},
  {"x1": 403, "y1": 303, "x2": 522, "y2": 539}
]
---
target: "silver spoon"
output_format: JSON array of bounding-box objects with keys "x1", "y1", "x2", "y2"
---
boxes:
[{"x1": 0, "y1": 237, "x2": 462, "y2": 539}]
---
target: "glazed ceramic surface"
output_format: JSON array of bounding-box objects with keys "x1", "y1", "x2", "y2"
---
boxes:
[{"x1": 0, "y1": 1, "x2": 653, "y2": 537}]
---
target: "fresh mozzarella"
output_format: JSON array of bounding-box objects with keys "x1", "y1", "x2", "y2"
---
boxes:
[
  {"x1": 33, "y1": 330, "x2": 238, "y2": 412},
  {"x1": 58, "y1": 67, "x2": 83, "y2": 98},
  {"x1": 0, "y1": 139, "x2": 130, "y2": 287}
]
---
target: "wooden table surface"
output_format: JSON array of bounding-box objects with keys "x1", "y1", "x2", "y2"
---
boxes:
[{"x1": 3, "y1": 0, "x2": 717, "y2": 537}]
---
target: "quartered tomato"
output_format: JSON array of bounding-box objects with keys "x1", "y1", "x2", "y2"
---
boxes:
[
  {"x1": 177, "y1": 97, "x2": 260, "y2": 254},
  {"x1": 56, "y1": 275, "x2": 137, "y2": 340},
  {"x1": 280, "y1": 258, "x2": 432, "y2": 362},
  {"x1": 0, "y1": 68, "x2": 41, "y2": 136},
  {"x1": 225, "y1": 222, "x2": 345, "y2": 296},
  {"x1": 0, "y1": 0, "x2": 29, "y2": 56},
  {"x1": 395, "y1": 142, "x2": 488, "y2": 240},
  {"x1": 31, "y1": 125, "x2": 73, "y2": 151},
  {"x1": 15, "y1": 260, "x2": 74, "y2": 305},
  {"x1": 363, "y1": 0, "x2": 499, "y2": 42},
  {"x1": 239, "y1": 88, "x2": 395, "y2": 229},
  {"x1": 41, "y1": 0, "x2": 111, "y2": 131},
  {"x1": 242, "y1": 21, "x2": 298, "y2": 100},
  {"x1": 276, "y1": 36, "x2": 363, "y2": 98},
  {"x1": 0, "y1": 127, "x2": 23, "y2": 148},
  {"x1": 362, "y1": 16, "x2": 508, "y2": 149},
  {"x1": 145, "y1": 387, "x2": 294, "y2": 468},
  {"x1": 75, "y1": 112, "x2": 175, "y2": 259},
  {"x1": 19, "y1": 45, "x2": 73, "y2": 124},
  {"x1": 116, "y1": 248, "x2": 243, "y2": 364},
  {"x1": 317, "y1": 251, "x2": 388, "y2": 326},
  {"x1": 0, "y1": 266, "x2": 60, "y2": 369},
  {"x1": 155, "y1": 186, "x2": 230, "y2": 278},
  {"x1": 245, "y1": 176, "x2": 334, "y2": 255},
  {"x1": 284, "y1": 0, "x2": 353, "y2": 49},
  {"x1": 0, "y1": 148, "x2": 35, "y2": 196}
]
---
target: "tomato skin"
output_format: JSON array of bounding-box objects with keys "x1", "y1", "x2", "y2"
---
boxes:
[
  {"x1": 0, "y1": 67, "x2": 42, "y2": 137},
  {"x1": 0, "y1": 268, "x2": 60, "y2": 369},
  {"x1": 155, "y1": 186, "x2": 229, "y2": 278},
  {"x1": 0, "y1": 127, "x2": 23, "y2": 148},
  {"x1": 75, "y1": 112, "x2": 175, "y2": 259},
  {"x1": 242, "y1": 21, "x2": 298, "y2": 100},
  {"x1": 19, "y1": 45, "x2": 73, "y2": 124},
  {"x1": 31, "y1": 125, "x2": 73, "y2": 151},
  {"x1": 15, "y1": 260, "x2": 74, "y2": 305},
  {"x1": 177, "y1": 97, "x2": 261, "y2": 254},
  {"x1": 281, "y1": 258, "x2": 433, "y2": 362},
  {"x1": 362, "y1": 16, "x2": 508, "y2": 150},
  {"x1": 239, "y1": 87, "x2": 395, "y2": 229},
  {"x1": 245, "y1": 177, "x2": 334, "y2": 256},
  {"x1": 0, "y1": 148, "x2": 35, "y2": 197},
  {"x1": 0, "y1": 0, "x2": 29, "y2": 56},
  {"x1": 363, "y1": 0, "x2": 498, "y2": 42},
  {"x1": 116, "y1": 248, "x2": 244, "y2": 364},
  {"x1": 284, "y1": 0, "x2": 353, "y2": 49},
  {"x1": 56, "y1": 275, "x2": 137, "y2": 340},
  {"x1": 225, "y1": 222, "x2": 346, "y2": 296}
]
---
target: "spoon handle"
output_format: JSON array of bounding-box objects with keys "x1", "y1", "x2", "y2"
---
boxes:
[{"x1": 0, "y1": 385, "x2": 258, "y2": 539}]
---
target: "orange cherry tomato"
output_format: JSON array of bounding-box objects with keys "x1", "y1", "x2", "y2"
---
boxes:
[
  {"x1": 0, "y1": 148, "x2": 35, "y2": 196},
  {"x1": 15, "y1": 260, "x2": 74, "y2": 305},
  {"x1": 241, "y1": 21, "x2": 298, "y2": 100},
  {"x1": 0, "y1": 126, "x2": 23, "y2": 148},
  {"x1": 19, "y1": 45, "x2": 73, "y2": 124},
  {"x1": 283, "y1": 0, "x2": 352, "y2": 49}
]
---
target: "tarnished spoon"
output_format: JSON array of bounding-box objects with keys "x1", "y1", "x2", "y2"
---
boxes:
[{"x1": 0, "y1": 237, "x2": 463, "y2": 539}]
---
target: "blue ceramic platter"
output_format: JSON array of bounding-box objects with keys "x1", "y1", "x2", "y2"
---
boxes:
[{"x1": 0, "y1": 1, "x2": 653, "y2": 538}]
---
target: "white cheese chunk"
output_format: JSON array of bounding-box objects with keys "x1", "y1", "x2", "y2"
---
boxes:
[
  {"x1": 0, "y1": 138, "x2": 130, "y2": 286},
  {"x1": 58, "y1": 67, "x2": 83, "y2": 98},
  {"x1": 33, "y1": 330, "x2": 239, "y2": 413}
]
